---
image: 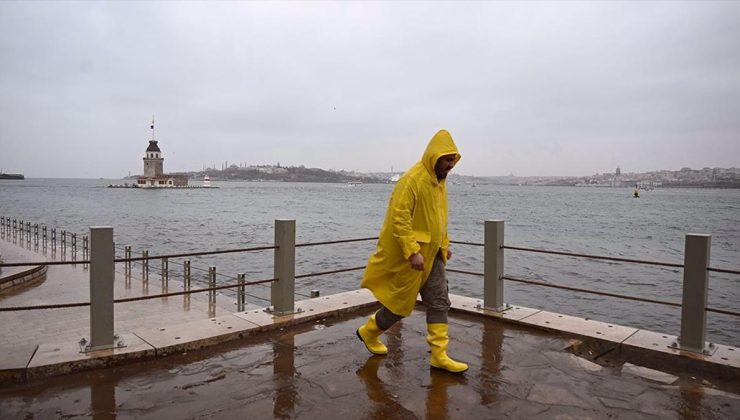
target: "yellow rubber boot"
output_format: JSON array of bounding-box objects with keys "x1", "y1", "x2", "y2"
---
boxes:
[
  {"x1": 356, "y1": 312, "x2": 388, "y2": 355},
  {"x1": 427, "y1": 323, "x2": 468, "y2": 373}
]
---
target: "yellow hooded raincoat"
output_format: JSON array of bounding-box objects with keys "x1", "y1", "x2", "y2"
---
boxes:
[{"x1": 361, "y1": 130, "x2": 461, "y2": 317}]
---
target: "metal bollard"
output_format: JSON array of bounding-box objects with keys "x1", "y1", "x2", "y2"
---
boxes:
[
  {"x1": 88, "y1": 226, "x2": 116, "y2": 351},
  {"x1": 237, "y1": 273, "x2": 246, "y2": 311},
  {"x1": 482, "y1": 220, "x2": 509, "y2": 312},
  {"x1": 672, "y1": 233, "x2": 715, "y2": 354},
  {"x1": 142, "y1": 250, "x2": 149, "y2": 282},
  {"x1": 270, "y1": 219, "x2": 297, "y2": 315},
  {"x1": 208, "y1": 266, "x2": 217, "y2": 304},
  {"x1": 184, "y1": 260, "x2": 191, "y2": 292},
  {"x1": 161, "y1": 257, "x2": 169, "y2": 286}
]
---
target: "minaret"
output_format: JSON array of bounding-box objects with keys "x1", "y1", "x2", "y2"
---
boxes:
[{"x1": 143, "y1": 116, "x2": 164, "y2": 177}]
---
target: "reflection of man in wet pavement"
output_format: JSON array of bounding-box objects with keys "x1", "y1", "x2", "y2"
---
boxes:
[{"x1": 357, "y1": 129, "x2": 468, "y2": 373}]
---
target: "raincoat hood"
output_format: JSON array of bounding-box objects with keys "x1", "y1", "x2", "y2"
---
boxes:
[{"x1": 421, "y1": 130, "x2": 461, "y2": 180}]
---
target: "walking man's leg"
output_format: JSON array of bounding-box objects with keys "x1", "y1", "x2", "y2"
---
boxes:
[
  {"x1": 357, "y1": 306, "x2": 403, "y2": 355},
  {"x1": 420, "y1": 255, "x2": 468, "y2": 373}
]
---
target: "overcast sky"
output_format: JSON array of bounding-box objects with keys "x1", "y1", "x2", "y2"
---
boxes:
[{"x1": 1, "y1": 1, "x2": 738, "y2": 178}]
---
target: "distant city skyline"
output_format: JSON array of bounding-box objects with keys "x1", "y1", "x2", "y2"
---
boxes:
[{"x1": 1, "y1": 2, "x2": 739, "y2": 178}]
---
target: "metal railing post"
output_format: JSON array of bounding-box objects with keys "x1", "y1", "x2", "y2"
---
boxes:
[
  {"x1": 42, "y1": 225, "x2": 47, "y2": 249},
  {"x1": 61, "y1": 229, "x2": 66, "y2": 254},
  {"x1": 72, "y1": 233, "x2": 77, "y2": 260},
  {"x1": 208, "y1": 266, "x2": 216, "y2": 304},
  {"x1": 270, "y1": 219, "x2": 297, "y2": 315},
  {"x1": 483, "y1": 220, "x2": 509, "y2": 311},
  {"x1": 237, "y1": 273, "x2": 246, "y2": 312},
  {"x1": 673, "y1": 233, "x2": 715, "y2": 354},
  {"x1": 51, "y1": 228, "x2": 56, "y2": 252},
  {"x1": 34, "y1": 223, "x2": 38, "y2": 246},
  {"x1": 88, "y1": 226, "x2": 115, "y2": 351}
]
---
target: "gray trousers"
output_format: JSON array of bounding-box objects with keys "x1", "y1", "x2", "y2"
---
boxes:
[{"x1": 375, "y1": 254, "x2": 451, "y2": 330}]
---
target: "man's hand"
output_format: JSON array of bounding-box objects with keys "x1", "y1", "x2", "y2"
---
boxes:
[{"x1": 409, "y1": 253, "x2": 424, "y2": 271}]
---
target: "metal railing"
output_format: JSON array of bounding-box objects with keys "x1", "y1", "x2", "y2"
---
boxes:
[
  {"x1": 450, "y1": 220, "x2": 739, "y2": 355},
  {"x1": 2, "y1": 215, "x2": 739, "y2": 355}
]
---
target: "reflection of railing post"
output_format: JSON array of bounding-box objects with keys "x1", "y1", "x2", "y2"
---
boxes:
[
  {"x1": 123, "y1": 246, "x2": 131, "y2": 274},
  {"x1": 673, "y1": 233, "x2": 715, "y2": 354},
  {"x1": 184, "y1": 260, "x2": 191, "y2": 292},
  {"x1": 161, "y1": 257, "x2": 169, "y2": 286},
  {"x1": 483, "y1": 220, "x2": 509, "y2": 312},
  {"x1": 271, "y1": 219, "x2": 297, "y2": 315},
  {"x1": 142, "y1": 250, "x2": 149, "y2": 282},
  {"x1": 208, "y1": 266, "x2": 216, "y2": 304},
  {"x1": 89, "y1": 226, "x2": 115, "y2": 350},
  {"x1": 237, "y1": 273, "x2": 246, "y2": 311}
]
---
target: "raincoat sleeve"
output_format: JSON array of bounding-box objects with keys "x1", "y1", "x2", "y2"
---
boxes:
[
  {"x1": 390, "y1": 181, "x2": 421, "y2": 260},
  {"x1": 441, "y1": 231, "x2": 450, "y2": 264}
]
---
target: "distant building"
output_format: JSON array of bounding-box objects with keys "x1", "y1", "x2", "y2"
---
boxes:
[{"x1": 136, "y1": 119, "x2": 188, "y2": 188}]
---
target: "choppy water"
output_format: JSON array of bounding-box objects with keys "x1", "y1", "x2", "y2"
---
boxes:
[{"x1": 1, "y1": 178, "x2": 738, "y2": 346}]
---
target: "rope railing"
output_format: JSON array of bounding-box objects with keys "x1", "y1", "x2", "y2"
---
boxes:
[
  {"x1": 0, "y1": 244, "x2": 277, "y2": 268},
  {"x1": 450, "y1": 240, "x2": 484, "y2": 247},
  {"x1": 295, "y1": 237, "x2": 377, "y2": 248},
  {"x1": 708, "y1": 267, "x2": 740, "y2": 276},
  {"x1": 502, "y1": 245, "x2": 684, "y2": 268},
  {"x1": 502, "y1": 275, "x2": 740, "y2": 318},
  {"x1": 295, "y1": 265, "x2": 365, "y2": 279},
  {"x1": 502, "y1": 275, "x2": 682, "y2": 307},
  {"x1": 0, "y1": 277, "x2": 278, "y2": 312}
]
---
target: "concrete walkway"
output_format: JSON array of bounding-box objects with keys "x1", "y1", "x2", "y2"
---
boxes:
[{"x1": 1, "y1": 309, "x2": 739, "y2": 419}]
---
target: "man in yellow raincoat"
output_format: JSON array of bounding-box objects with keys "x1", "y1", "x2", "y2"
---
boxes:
[{"x1": 357, "y1": 129, "x2": 468, "y2": 373}]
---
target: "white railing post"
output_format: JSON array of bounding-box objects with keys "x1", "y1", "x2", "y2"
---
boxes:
[
  {"x1": 270, "y1": 219, "x2": 298, "y2": 315},
  {"x1": 482, "y1": 220, "x2": 509, "y2": 311},
  {"x1": 673, "y1": 233, "x2": 715, "y2": 354},
  {"x1": 88, "y1": 226, "x2": 115, "y2": 351}
]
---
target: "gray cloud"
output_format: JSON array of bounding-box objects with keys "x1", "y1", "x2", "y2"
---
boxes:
[{"x1": 1, "y1": 1, "x2": 738, "y2": 178}]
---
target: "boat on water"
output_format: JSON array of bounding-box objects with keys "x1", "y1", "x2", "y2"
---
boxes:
[
  {"x1": 203, "y1": 175, "x2": 212, "y2": 187},
  {"x1": 347, "y1": 181, "x2": 363, "y2": 186},
  {"x1": 0, "y1": 172, "x2": 24, "y2": 180}
]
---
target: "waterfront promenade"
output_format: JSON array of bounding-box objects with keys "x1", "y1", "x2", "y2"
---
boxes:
[{"x1": 1, "y1": 231, "x2": 740, "y2": 418}]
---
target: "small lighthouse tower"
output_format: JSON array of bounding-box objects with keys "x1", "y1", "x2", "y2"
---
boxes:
[
  {"x1": 143, "y1": 118, "x2": 163, "y2": 177},
  {"x1": 136, "y1": 117, "x2": 188, "y2": 188}
]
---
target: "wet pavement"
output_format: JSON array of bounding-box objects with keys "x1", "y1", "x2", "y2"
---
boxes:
[{"x1": 1, "y1": 309, "x2": 738, "y2": 419}]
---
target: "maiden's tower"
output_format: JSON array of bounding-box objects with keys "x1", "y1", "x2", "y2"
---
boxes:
[{"x1": 136, "y1": 118, "x2": 188, "y2": 188}]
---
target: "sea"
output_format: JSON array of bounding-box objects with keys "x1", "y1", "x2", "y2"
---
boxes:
[{"x1": 1, "y1": 178, "x2": 738, "y2": 346}]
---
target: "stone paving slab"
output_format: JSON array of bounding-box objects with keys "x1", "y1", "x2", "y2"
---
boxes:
[{"x1": 27, "y1": 333, "x2": 155, "y2": 381}]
